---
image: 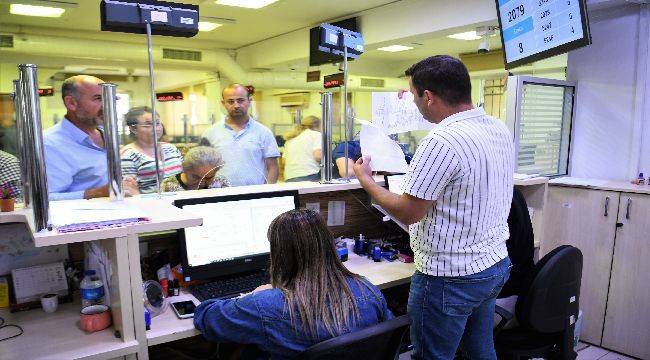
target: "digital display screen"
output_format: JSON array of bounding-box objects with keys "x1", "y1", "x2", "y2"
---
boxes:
[
  {"x1": 496, "y1": 0, "x2": 590, "y2": 69},
  {"x1": 156, "y1": 91, "x2": 184, "y2": 102},
  {"x1": 181, "y1": 195, "x2": 296, "y2": 267}
]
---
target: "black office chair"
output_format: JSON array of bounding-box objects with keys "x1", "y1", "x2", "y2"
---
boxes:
[
  {"x1": 299, "y1": 315, "x2": 411, "y2": 360},
  {"x1": 494, "y1": 245, "x2": 583, "y2": 360}
]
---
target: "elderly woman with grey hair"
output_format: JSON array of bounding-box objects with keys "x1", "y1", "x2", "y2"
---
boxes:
[{"x1": 161, "y1": 146, "x2": 230, "y2": 192}]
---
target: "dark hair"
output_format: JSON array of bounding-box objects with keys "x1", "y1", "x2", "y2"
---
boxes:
[
  {"x1": 404, "y1": 55, "x2": 472, "y2": 105},
  {"x1": 267, "y1": 209, "x2": 361, "y2": 340}
]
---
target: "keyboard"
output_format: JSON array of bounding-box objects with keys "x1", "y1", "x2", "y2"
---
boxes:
[{"x1": 190, "y1": 271, "x2": 270, "y2": 301}]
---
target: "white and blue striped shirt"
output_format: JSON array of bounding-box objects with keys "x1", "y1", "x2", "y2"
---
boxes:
[{"x1": 403, "y1": 108, "x2": 515, "y2": 277}]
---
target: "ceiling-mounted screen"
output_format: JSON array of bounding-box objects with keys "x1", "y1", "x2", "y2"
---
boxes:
[
  {"x1": 309, "y1": 17, "x2": 358, "y2": 67},
  {"x1": 495, "y1": 0, "x2": 591, "y2": 69}
]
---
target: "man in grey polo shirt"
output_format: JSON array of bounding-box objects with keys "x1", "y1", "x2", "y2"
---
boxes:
[
  {"x1": 201, "y1": 84, "x2": 280, "y2": 186},
  {"x1": 355, "y1": 55, "x2": 514, "y2": 359}
]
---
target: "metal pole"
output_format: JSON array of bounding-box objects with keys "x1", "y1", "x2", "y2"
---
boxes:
[
  {"x1": 320, "y1": 92, "x2": 334, "y2": 183},
  {"x1": 182, "y1": 114, "x2": 189, "y2": 144},
  {"x1": 341, "y1": 37, "x2": 351, "y2": 182},
  {"x1": 18, "y1": 64, "x2": 50, "y2": 232},
  {"x1": 101, "y1": 83, "x2": 124, "y2": 201},
  {"x1": 12, "y1": 80, "x2": 30, "y2": 208},
  {"x1": 145, "y1": 21, "x2": 162, "y2": 196}
]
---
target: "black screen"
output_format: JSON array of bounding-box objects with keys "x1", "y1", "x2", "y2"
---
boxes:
[
  {"x1": 309, "y1": 17, "x2": 358, "y2": 67},
  {"x1": 172, "y1": 300, "x2": 196, "y2": 315}
]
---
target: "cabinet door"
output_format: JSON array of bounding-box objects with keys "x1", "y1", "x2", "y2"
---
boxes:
[
  {"x1": 542, "y1": 187, "x2": 619, "y2": 345},
  {"x1": 602, "y1": 193, "x2": 650, "y2": 359}
]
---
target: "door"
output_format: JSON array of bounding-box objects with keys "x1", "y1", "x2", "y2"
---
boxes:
[
  {"x1": 602, "y1": 193, "x2": 650, "y2": 359},
  {"x1": 542, "y1": 186, "x2": 619, "y2": 345}
]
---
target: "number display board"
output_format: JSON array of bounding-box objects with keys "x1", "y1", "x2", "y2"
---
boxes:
[{"x1": 495, "y1": 0, "x2": 591, "y2": 69}]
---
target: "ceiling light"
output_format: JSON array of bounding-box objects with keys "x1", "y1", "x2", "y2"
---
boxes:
[
  {"x1": 377, "y1": 45, "x2": 413, "y2": 52},
  {"x1": 198, "y1": 21, "x2": 222, "y2": 32},
  {"x1": 448, "y1": 31, "x2": 482, "y2": 41},
  {"x1": 215, "y1": 0, "x2": 279, "y2": 9},
  {"x1": 10, "y1": 3, "x2": 66, "y2": 17}
]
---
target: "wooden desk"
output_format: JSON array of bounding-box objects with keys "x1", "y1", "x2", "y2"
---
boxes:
[{"x1": 145, "y1": 252, "x2": 415, "y2": 347}]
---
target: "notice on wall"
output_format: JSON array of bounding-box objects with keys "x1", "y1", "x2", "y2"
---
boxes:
[
  {"x1": 371, "y1": 92, "x2": 433, "y2": 134},
  {"x1": 327, "y1": 201, "x2": 346, "y2": 226}
]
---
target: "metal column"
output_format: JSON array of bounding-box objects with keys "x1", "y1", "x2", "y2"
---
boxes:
[
  {"x1": 320, "y1": 92, "x2": 334, "y2": 183},
  {"x1": 17, "y1": 64, "x2": 50, "y2": 231},
  {"x1": 11, "y1": 80, "x2": 30, "y2": 208},
  {"x1": 100, "y1": 83, "x2": 124, "y2": 201},
  {"x1": 145, "y1": 21, "x2": 162, "y2": 196}
]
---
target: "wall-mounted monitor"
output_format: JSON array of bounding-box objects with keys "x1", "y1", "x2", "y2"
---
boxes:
[
  {"x1": 495, "y1": 0, "x2": 591, "y2": 69},
  {"x1": 309, "y1": 17, "x2": 358, "y2": 67}
]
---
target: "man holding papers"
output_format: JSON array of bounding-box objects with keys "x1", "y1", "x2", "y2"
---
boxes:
[{"x1": 354, "y1": 55, "x2": 515, "y2": 360}]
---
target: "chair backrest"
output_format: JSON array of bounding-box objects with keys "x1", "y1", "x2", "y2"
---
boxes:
[
  {"x1": 500, "y1": 187, "x2": 536, "y2": 298},
  {"x1": 516, "y1": 245, "x2": 583, "y2": 334},
  {"x1": 299, "y1": 315, "x2": 411, "y2": 360}
]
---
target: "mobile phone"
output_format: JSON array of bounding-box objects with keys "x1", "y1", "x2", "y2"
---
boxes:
[{"x1": 171, "y1": 300, "x2": 196, "y2": 319}]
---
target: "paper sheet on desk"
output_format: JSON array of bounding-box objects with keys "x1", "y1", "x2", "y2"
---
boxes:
[
  {"x1": 359, "y1": 119, "x2": 409, "y2": 173},
  {"x1": 372, "y1": 92, "x2": 434, "y2": 134},
  {"x1": 49, "y1": 199, "x2": 146, "y2": 227}
]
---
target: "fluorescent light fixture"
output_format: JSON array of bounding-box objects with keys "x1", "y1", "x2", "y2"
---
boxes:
[
  {"x1": 215, "y1": 0, "x2": 279, "y2": 9},
  {"x1": 10, "y1": 3, "x2": 66, "y2": 17},
  {"x1": 448, "y1": 31, "x2": 482, "y2": 41},
  {"x1": 377, "y1": 45, "x2": 413, "y2": 52},
  {"x1": 198, "y1": 21, "x2": 222, "y2": 32}
]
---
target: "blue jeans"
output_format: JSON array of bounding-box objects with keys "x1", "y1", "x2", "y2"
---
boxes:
[{"x1": 408, "y1": 258, "x2": 512, "y2": 360}]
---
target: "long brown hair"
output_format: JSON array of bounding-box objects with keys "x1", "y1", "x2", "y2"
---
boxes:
[{"x1": 267, "y1": 209, "x2": 360, "y2": 339}]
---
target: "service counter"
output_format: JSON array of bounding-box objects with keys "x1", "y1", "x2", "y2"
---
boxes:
[{"x1": 0, "y1": 175, "x2": 548, "y2": 360}]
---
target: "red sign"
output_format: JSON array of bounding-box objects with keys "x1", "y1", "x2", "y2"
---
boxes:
[
  {"x1": 156, "y1": 92, "x2": 184, "y2": 102},
  {"x1": 38, "y1": 88, "x2": 54, "y2": 96},
  {"x1": 323, "y1": 73, "x2": 344, "y2": 89}
]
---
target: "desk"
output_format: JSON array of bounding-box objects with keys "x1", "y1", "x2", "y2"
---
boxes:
[{"x1": 145, "y1": 252, "x2": 415, "y2": 347}]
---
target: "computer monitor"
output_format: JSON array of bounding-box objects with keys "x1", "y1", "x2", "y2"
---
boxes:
[{"x1": 174, "y1": 190, "x2": 300, "y2": 282}]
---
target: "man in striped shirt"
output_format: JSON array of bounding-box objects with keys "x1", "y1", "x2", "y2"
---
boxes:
[{"x1": 355, "y1": 55, "x2": 514, "y2": 359}]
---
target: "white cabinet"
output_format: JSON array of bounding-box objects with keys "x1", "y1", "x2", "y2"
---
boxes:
[
  {"x1": 601, "y1": 193, "x2": 650, "y2": 360},
  {"x1": 542, "y1": 187, "x2": 619, "y2": 345}
]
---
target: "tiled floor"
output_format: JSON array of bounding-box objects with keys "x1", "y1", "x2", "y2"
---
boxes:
[{"x1": 397, "y1": 342, "x2": 638, "y2": 360}]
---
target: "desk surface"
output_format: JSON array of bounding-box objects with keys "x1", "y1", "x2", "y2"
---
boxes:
[
  {"x1": 0, "y1": 300, "x2": 139, "y2": 360},
  {"x1": 146, "y1": 252, "x2": 415, "y2": 346}
]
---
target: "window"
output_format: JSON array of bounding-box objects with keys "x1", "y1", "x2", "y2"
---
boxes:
[{"x1": 506, "y1": 76, "x2": 575, "y2": 176}]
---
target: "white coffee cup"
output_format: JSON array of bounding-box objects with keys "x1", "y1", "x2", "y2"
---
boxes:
[{"x1": 40, "y1": 293, "x2": 58, "y2": 313}]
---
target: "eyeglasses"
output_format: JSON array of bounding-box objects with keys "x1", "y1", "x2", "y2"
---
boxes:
[{"x1": 137, "y1": 121, "x2": 162, "y2": 128}]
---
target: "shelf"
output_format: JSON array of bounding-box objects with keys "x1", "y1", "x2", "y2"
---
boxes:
[
  {"x1": 344, "y1": 252, "x2": 415, "y2": 289},
  {"x1": 146, "y1": 293, "x2": 201, "y2": 346},
  {"x1": 550, "y1": 176, "x2": 650, "y2": 195},
  {"x1": 0, "y1": 301, "x2": 139, "y2": 360},
  {"x1": 30, "y1": 198, "x2": 202, "y2": 247}
]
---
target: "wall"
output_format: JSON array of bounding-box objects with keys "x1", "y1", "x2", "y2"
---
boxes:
[{"x1": 567, "y1": 3, "x2": 647, "y2": 180}]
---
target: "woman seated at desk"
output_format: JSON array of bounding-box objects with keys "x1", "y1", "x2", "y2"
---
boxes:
[
  {"x1": 194, "y1": 209, "x2": 393, "y2": 359},
  {"x1": 121, "y1": 106, "x2": 183, "y2": 193},
  {"x1": 162, "y1": 146, "x2": 230, "y2": 191}
]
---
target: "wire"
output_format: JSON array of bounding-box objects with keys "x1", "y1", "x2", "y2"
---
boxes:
[
  {"x1": 194, "y1": 164, "x2": 225, "y2": 190},
  {"x1": 0, "y1": 317, "x2": 24, "y2": 342}
]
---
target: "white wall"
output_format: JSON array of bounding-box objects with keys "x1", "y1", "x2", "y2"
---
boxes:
[{"x1": 567, "y1": 3, "x2": 647, "y2": 180}]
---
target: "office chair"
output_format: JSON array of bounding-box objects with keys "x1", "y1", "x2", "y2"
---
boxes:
[
  {"x1": 494, "y1": 245, "x2": 583, "y2": 360},
  {"x1": 299, "y1": 315, "x2": 411, "y2": 360}
]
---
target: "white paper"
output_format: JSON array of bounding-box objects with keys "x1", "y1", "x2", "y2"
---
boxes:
[
  {"x1": 358, "y1": 119, "x2": 408, "y2": 173},
  {"x1": 372, "y1": 92, "x2": 434, "y2": 134},
  {"x1": 327, "y1": 201, "x2": 345, "y2": 226},
  {"x1": 49, "y1": 199, "x2": 145, "y2": 227}
]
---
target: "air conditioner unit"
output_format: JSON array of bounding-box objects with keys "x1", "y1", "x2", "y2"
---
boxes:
[{"x1": 278, "y1": 92, "x2": 310, "y2": 107}]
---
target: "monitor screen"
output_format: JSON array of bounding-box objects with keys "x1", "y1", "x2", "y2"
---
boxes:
[
  {"x1": 309, "y1": 17, "x2": 358, "y2": 67},
  {"x1": 175, "y1": 191, "x2": 299, "y2": 281},
  {"x1": 495, "y1": 0, "x2": 591, "y2": 69}
]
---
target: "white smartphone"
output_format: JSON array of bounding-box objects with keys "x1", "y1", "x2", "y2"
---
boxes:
[{"x1": 171, "y1": 300, "x2": 196, "y2": 319}]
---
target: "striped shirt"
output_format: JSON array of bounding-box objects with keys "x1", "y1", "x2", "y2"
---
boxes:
[
  {"x1": 121, "y1": 143, "x2": 183, "y2": 194},
  {"x1": 403, "y1": 107, "x2": 515, "y2": 277}
]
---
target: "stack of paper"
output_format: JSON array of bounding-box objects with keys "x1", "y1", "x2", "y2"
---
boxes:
[{"x1": 49, "y1": 200, "x2": 149, "y2": 232}]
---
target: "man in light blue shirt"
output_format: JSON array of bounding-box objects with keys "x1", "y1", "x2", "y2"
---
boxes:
[
  {"x1": 201, "y1": 84, "x2": 280, "y2": 186},
  {"x1": 44, "y1": 75, "x2": 138, "y2": 200}
]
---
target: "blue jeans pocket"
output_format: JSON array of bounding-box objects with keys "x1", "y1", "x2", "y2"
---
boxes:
[{"x1": 442, "y1": 274, "x2": 500, "y2": 316}]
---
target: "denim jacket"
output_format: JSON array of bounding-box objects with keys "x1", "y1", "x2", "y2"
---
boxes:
[{"x1": 194, "y1": 276, "x2": 394, "y2": 359}]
